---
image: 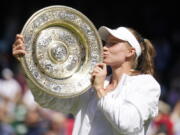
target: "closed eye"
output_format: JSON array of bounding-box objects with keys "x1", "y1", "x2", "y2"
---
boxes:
[{"x1": 106, "y1": 42, "x2": 119, "y2": 47}]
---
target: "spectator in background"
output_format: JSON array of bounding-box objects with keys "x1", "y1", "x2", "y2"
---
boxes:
[
  {"x1": 153, "y1": 37, "x2": 172, "y2": 101},
  {"x1": 66, "y1": 114, "x2": 75, "y2": 135},
  {"x1": 15, "y1": 67, "x2": 28, "y2": 95},
  {"x1": 0, "y1": 68, "x2": 22, "y2": 115},
  {"x1": 48, "y1": 112, "x2": 67, "y2": 135},
  {"x1": 171, "y1": 100, "x2": 180, "y2": 135},
  {"x1": 154, "y1": 37, "x2": 172, "y2": 77},
  {"x1": 0, "y1": 105, "x2": 15, "y2": 135},
  {"x1": 168, "y1": 77, "x2": 180, "y2": 107},
  {"x1": 25, "y1": 109, "x2": 48, "y2": 135},
  {"x1": 147, "y1": 100, "x2": 174, "y2": 135},
  {"x1": 22, "y1": 89, "x2": 38, "y2": 109}
]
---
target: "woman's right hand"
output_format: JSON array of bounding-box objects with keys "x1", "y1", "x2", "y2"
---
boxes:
[{"x1": 12, "y1": 34, "x2": 26, "y2": 60}]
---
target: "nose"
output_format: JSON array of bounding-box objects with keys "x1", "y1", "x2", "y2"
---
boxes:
[{"x1": 103, "y1": 46, "x2": 108, "y2": 52}]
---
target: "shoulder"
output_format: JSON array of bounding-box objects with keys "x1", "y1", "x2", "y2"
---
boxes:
[
  {"x1": 126, "y1": 74, "x2": 161, "y2": 97},
  {"x1": 126, "y1": 74, "x2": 161, "y2": 120},
  {"x1": 129, "y1": 74, "x2": 160, "y2": 89}
]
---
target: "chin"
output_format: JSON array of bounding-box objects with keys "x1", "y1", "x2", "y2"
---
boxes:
[{"x1": 103, "y1": 60, "x2": 110, "y2": 65}]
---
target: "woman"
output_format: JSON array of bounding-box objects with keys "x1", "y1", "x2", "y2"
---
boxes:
[{"x1": 12, "y1": 26, "x2": 161, "y2": 135}]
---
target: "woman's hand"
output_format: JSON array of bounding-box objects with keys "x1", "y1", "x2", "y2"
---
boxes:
[
  {"x1": 91, "y1": 63, "x2": 108, "y2": 98},
  {"x1": 12, "y1": 34, "x2": 26, "y2": 60}
]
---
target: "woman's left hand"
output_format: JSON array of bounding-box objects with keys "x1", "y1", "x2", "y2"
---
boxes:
[{"x1": 91, "y1": 63, "x2": 108, "y2": 98}]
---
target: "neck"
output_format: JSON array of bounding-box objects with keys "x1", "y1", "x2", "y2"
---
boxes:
[{"x1": 111, "y1": 62, "x2": 132, "y2": 84}]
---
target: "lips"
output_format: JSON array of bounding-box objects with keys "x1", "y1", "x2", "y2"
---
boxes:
[
  {"x1": 103, "y1": 53, "x2": 108, "y2": 56},
  {"x1": 103, "y1": 54, "x2": 108, "y2": 59}
]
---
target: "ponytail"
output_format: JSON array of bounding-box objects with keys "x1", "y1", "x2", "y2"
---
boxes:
[
  {"x1": 128, "y1": 28, "x2": 156, "y2": 75},
  {"x1": 136, "y1": 38, "x2": 156, "y2": 75}
]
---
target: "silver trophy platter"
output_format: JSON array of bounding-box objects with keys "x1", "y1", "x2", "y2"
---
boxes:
[{"x1": 20, "y1": 5, "x2": 103, "y2": 98}]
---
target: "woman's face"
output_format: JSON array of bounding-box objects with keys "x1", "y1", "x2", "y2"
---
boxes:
[{"x1": 103, "y1": 35, "x2": 133, "y2": 67}]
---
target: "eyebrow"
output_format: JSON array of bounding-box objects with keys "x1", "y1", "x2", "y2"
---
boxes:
[
  {"x1": 109, "y1": 36, "x2": 124, "y2": 41},
  {"x1": 106, "y1": 39, "x2": 124, "y2": 44}
]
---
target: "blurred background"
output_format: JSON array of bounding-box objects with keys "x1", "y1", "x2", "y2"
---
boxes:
[{"x1": 0, "y1": 0, "x2": 180, "y2": 135}]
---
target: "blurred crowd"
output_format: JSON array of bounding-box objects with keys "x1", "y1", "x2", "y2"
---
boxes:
[
  {"x1": 0, "y1": 68, "x2": 74, "y2": 135},
  {"x1": 147, "y1": 100, "x2": 180, "y2": 135}
]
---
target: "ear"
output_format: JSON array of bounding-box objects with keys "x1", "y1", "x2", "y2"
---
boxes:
[{"x1": 126, "y1": 48, "x2": 136, "y2": 58}]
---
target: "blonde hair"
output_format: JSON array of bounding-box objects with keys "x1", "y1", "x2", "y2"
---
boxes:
[{"x1": 128, "y1": 28, "x2": 156, "y2": 75}]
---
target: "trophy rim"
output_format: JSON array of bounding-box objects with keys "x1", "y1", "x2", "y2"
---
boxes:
[{"x1": 20, "y1": 5, "x2": 103, "y2": 98}]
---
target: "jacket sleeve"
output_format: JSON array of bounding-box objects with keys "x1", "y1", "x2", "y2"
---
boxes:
[
  {"x1": 28, "y1": 80, "x2": 91, "y2": 116},
  {"x1": 97, "y1": 75, "x2": 161, "y2": 134}
]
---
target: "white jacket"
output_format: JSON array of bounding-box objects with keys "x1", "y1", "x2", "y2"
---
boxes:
[{"x1": 30, "y1": 74, "x2": 161, "y2": 135}]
